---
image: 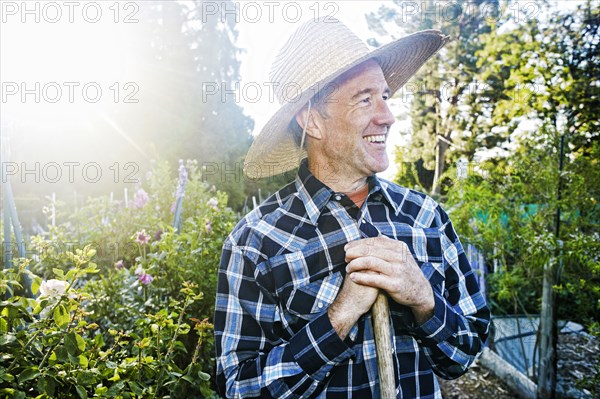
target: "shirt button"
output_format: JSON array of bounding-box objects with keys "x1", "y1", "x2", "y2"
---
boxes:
[
  {"x1": 318, "y1": 302, "x2": 324, "y2": 309},
  {"x1": 334, "y1": 194, "x2": 342, "y2": 201}
]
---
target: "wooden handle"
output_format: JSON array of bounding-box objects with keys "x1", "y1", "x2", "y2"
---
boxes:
[{"x1": 372, "y1": 292, "x2": 395, "y2": 399}]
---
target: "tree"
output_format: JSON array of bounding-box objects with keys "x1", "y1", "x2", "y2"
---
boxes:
[{"x1": 446, "y1": 2, "x2": 599, "y2": 396}]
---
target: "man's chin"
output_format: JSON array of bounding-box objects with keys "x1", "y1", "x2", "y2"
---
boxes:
[{"x1": 367, "y1": 159, "x2": 389, "y2": 176}]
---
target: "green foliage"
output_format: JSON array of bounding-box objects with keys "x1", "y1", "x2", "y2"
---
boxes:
[
  {"x1": 1, "y1": 160, "x2": 236, "y2": 397},
  {"x1": 446, "y1": 136, "x2": 600, "y2": 324},
  {"x1": 1, "y1": 255, "x2": 215, "y2": 398}
]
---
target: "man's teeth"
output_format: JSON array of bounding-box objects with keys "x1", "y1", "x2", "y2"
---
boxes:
[{"x1": 364, "y1": 135, "x2": 386, "y2": 143}]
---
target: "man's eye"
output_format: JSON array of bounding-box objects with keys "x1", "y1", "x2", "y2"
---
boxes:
[
  {"x1": 383, "y1": 94, "x2": 390, "y2": 101},
  {"x1": 361, "y1": 97, "x2": 371, "y2": 104}
]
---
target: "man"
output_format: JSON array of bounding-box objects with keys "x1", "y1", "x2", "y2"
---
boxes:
[{"x1": 215, "y1": 17, "x2": 490, "y2": 399}]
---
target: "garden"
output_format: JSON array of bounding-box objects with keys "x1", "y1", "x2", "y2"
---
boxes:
[
  {"x1": 1, "y1": 161, "x2": 233, "y2": 397},
  {"x1": 1, "y1": 1, "x2": 599, "y2": 398}
]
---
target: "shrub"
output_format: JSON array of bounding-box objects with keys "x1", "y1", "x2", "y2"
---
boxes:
[
  {"x1": 0, "y1": 250, "x2": 215, "y2": 398},
  {"x1": 1, "y1": 160, "x2": 236, "y2": 397}
]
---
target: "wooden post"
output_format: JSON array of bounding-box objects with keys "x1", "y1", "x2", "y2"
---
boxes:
[
  {"x1": 479, "y1": 348, "x2": 536, "y2": 399},
  {"x1": 372, "y1": 292, "x2": 395, "y2": 399},
  {"x1": 537, "y1": 132, "x2": 564, "y2": 398},
  {"x1": 537, "y1": 259, "x2": 557, "y2": 399}
]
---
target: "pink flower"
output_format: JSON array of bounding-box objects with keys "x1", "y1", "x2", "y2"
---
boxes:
[
  {"x1": 134, "y1": 265, "x2": 144, "y2": 275},
  {"x1": 132, "y1": 188, "x2": 149, "y2": 209},
  {"x1": 205, "y1": 219, "x2": 212, "y2": 234},
  {"x1": 114, "y1": 260, "x2": 124, "y2": 270},
  {"x1": 135, "y1": 229, "x2": 150, "y2": 245},
  {"x1": 207, "y1": 197, "x2": 219, "y2": 211},
  {"x1": 139, "y1": 273, "x2": 154, "y2": 285}
]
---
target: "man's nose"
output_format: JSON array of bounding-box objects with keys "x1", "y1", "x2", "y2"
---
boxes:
[{"x1": 374, "y1": 99, "x2": 395, "y2": 126}]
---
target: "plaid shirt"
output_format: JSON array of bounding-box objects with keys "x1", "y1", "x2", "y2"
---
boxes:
[{"x1": 215, "y1": 160, "x2": 490, "y2": 399}]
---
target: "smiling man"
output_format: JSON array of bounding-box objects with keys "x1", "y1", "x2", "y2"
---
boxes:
[{"x1": 215, "y1": 18, "x2": 490, "y2": 399}]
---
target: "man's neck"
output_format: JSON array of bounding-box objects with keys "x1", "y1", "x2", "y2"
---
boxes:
[{"x1": 307, "y1": 159, "x2": 369, "y2": 193}]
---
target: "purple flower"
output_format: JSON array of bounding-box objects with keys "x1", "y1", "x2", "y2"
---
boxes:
[
  {"x1": 207, "y1": 197, "x2": 219, "y2": 211},
  {"x1": 132, "y1": 188, "x2": 149, "y2": 209},
  {"x1": 114, "y1": 260, "x2": 125, "y2": 270},
  {"x1": 154, "y1": 230, "x2": 163, "y2": 241},
  {"x1": 176, "y1": 160, "x2": 188, "y2": 200},
  {"x1": 134, "y1": 265, "x2": 144, "y2": 275},
  {"x1": 170, "y1": 201, "x2": 176, "y2": 213},
  {"x1": 205, "y1": 219, "x2": 212, "y2": 234},
  {"x1": 135, "y1": 229, "x2": 150, "y2": 245},
  {"x1": 139, "y1": 273, "x2": 154, "y2": 285}
]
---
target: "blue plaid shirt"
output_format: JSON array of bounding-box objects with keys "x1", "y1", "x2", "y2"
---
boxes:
[{"x1": 215, "y1": 159, "x2": 490, "y2": 398}]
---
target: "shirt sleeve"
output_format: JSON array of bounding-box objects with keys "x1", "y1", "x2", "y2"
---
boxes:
[
  {"x1": 410, "y1": 207, "x2": 491, "y2": 379},
  {"x1": 214, "y1": 241, "x2": 355, "y2": 398}
]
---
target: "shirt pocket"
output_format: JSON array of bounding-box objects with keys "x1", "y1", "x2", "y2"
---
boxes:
[{"x1": 285, "y1": 271, "x2": 343, "y2": 321}]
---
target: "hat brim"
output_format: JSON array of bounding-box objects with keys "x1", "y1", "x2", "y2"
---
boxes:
[{"x1": 244, "y1": 29, "x2": 449, "y2": 179}]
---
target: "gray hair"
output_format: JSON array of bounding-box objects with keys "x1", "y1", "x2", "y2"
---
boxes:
[{"x1": 289, "y1": 83, "x2": 336, "y2": 148}]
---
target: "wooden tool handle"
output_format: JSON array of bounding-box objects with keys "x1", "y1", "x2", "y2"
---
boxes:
[{"x1": 372, "y1": 292, "x2": 395, "y2": 399}]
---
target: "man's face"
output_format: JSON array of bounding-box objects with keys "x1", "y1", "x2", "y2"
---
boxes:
[{"x1": 310, "y1": 59, "x2": 395, "y2": 181}]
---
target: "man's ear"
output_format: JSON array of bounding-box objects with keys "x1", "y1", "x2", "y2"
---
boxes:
[{"x1": 295, "y1": 107, "x2": 323, "y2": 140}]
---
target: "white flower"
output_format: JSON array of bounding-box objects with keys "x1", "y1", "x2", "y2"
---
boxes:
[
  {"x1": 207, "y1": 197, "x2": 219, "y2": 210},
  {"x1": 39, "y1": 279, "x2": 68, "y2": 298}
]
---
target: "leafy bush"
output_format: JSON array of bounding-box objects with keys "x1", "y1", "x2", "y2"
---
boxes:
[
  {"x1": 1, "y1": 160, "x2": 237, "y2": 397},
  {"x1": 445, "y1": 138, "x2": 600, "y2": 325},
  {"x1": 0, "y1": 250, "x2": 215, "y2": 398}
]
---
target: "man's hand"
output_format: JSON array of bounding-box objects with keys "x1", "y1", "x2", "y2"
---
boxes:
[
  {"x1": 344, "y1": 236, "x2": 435, "y2": 325},
  {"x1": 328, "y1": 270, "x2": 379, "y2": 340}
]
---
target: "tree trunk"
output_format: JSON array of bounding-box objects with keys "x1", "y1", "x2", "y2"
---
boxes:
[
  {"x1": 537, "y1": 260, "x2": 557, "y2": 399},
  {"x1": 431, "y1": 136, "x2": 449, "y2": 196}
]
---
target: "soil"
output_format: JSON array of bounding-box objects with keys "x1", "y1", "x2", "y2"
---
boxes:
[
  {"x1": 439, "y1": 362, "x2": 517, "y2": 399},
  {"x1": 439, "y1": 333, "x2": 599, "y2": 399}
]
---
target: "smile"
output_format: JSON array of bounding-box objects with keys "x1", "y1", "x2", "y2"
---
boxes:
[{"x1": 363, "y1": 135, "x2": 386, "y2": 144}]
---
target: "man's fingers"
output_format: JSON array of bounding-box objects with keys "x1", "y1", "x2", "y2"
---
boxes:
[
  {"x1": 348, "y1": 270, "x2": 392, "y2": 291},
  {"x1": 345, "y1": 237, "x2": 412, "y2": 263},
  {"x1": 345, "y1": 246, "x2": 411, "y2": 264},
  {"x1": 346, "y1": 257, "x2": 392, "y2": 275},
  {"x1": 346, "y1": 236, "x2": 408, "y2": 251}
]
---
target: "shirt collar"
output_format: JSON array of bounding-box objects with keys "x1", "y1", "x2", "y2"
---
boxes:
[
  {"x1": 370, "y1": 177, "x2": 401, "y2": 215},
  {"x1": 295, "y1": 159, "x2": 334, "y2": 225},
  {"x1": 295, "y1": 159, "x2": 400, "y2": 224}
]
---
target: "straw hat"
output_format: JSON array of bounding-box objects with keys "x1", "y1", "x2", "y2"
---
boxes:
[{"x1": 243, "y1": 17, "x2": 449, "y2": 179}]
